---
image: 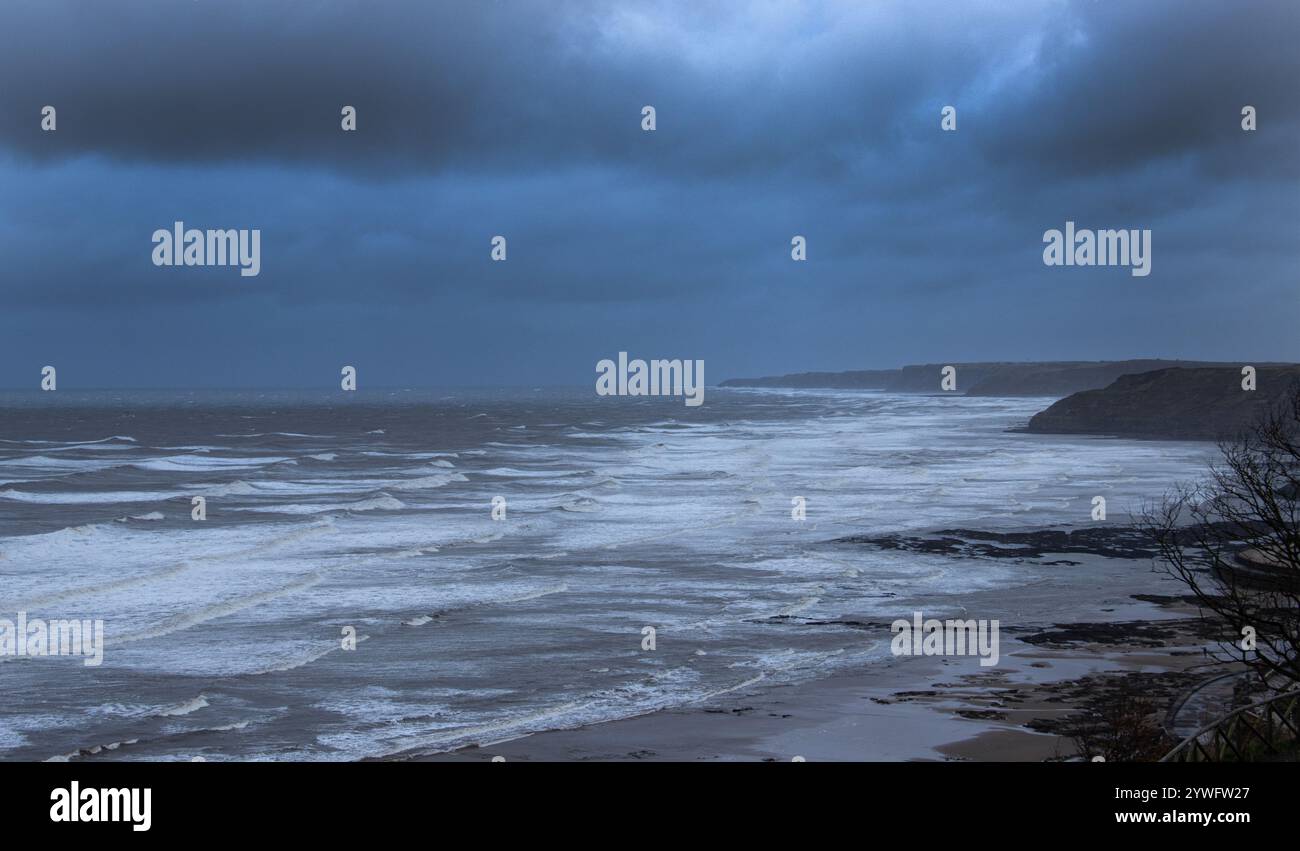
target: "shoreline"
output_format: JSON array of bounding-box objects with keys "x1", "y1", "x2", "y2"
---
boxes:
[
  {"x1": 404, "y1": 528, "x2": 1235, "y2": 762},
  {"x1": 406, "y1": 621, "x2": 1223, "y2": 762}
]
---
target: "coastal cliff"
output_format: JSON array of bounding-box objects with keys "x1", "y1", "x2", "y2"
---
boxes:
[
  {"x1": 725, "y1": 362, "x2": 1300, "y2": 439},
  {"x1": 1024, "y1": 367, "x2": 1300, "y2": 440},
  {"x1": 722, "y1": 360, "x2": 1239, "y2": 396}
]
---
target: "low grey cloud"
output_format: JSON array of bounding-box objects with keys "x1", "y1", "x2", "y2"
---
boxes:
[{"x1": 0, "y1": 0, "x2": 1296, "y2": 388}]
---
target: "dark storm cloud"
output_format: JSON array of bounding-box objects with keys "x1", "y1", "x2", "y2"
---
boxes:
[
  {"x1": 0, "y1": 0, "x2": 692, "y2": 176},
  {"x1": 5, "y1": 0, "x2": 1293, "y2": 181},
  {"x1": 979, "y1": 1, "x2": 1300, "y2": 182},
  {"x1": 0, "y1": 0, "x2": 1297, "y2": 388}
]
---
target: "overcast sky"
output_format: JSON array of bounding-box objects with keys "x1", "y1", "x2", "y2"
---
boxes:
[{"x1": 1, "y1": 0, "x2": 1297, "y2": 388}]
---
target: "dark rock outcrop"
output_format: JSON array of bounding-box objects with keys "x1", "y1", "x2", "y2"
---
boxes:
[
  {"x1": 1024, "y1": 367, "x2": 1300, "y2": 440},
  {"x1": 836, "y1": 526, "x2": 1162, "y2": 562}
]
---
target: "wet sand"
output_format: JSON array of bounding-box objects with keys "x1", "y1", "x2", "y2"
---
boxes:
[{"x1": 408, "y1": 534, "x2": 1235, "y2": 762}]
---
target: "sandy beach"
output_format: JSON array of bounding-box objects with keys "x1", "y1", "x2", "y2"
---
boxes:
[{"x1": 409, "y1": 532, "x2": 1235, "y2": 762}]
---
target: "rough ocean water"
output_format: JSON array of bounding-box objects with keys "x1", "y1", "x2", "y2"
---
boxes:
[{"x1": 0, "y1": 387, "x2": 1216, "y2": 761}]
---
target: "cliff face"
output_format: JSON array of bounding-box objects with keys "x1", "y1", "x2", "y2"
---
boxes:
[
  {"x1": 962, "y1": 361, "x2": 1227, "y2": 396},
  {"x1": 722, "y1": 360, "x2": 1240, "y2": 396},
  {"x1": 1024, "y1": 367, "x2": 1300, "y2": 440}
]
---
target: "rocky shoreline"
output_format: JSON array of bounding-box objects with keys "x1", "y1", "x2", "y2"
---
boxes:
[
  {"x1": 835, "y1": 526, "x2": 1163, "y2": 562},
  {"x1": 839, "y1": 523, "x2": 1241, "y2": 760}
]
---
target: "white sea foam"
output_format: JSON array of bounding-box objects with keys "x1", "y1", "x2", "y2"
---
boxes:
[
  {"x1": 157, "y1": 695, "x2": 210, "y2": 717},
  {"x1": 0, "y1": 488, "x2": 185, "y2": 504},
  {"x1": 249, "y1": 635, "x2": 368, "y2": 675},
  {"x1": 387, "y1": 472, "x2": 468, "y2": 490},
  {"x1": 0, "y1": 455, "x2": 129, "y2": 472},
  {"x1": 215, "y1": 432, "x2": 336, "y2": 439},
  {"x1": 232, "y1": 493, "x2": 407, "y2": 515},
  {"x1": 132, "y1": 454, "x2": 292, "y2": 472},
  {"x1": 0, "y1": 436, "x2": 135, "y2": 446}
]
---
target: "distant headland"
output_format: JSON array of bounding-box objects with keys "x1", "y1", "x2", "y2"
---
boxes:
[{"x1": 722, "y1": 360, "x2": 1300, "y2": 440}]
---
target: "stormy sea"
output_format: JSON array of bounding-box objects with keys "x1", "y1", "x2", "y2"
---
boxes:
[{"x1": 0, "y1": 387, "x2": 1215, "y2": 761}]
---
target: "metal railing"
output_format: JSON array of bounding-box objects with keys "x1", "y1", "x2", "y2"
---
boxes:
[{"x1": 1160, "y1": 688, "x2": 1300, "y2": 762}]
